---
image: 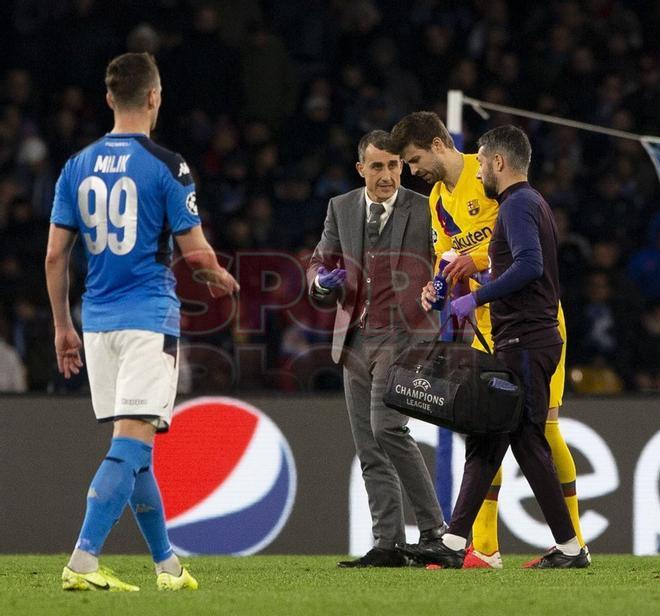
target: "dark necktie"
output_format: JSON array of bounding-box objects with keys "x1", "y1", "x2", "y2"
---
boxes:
[{"x1": 367, "y1": 202, "x2": 386, "y2": 246}]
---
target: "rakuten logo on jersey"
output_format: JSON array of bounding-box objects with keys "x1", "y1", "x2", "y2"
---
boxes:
[{"x1": 450, "y1": 226, "x2": 493, "y2": 251}]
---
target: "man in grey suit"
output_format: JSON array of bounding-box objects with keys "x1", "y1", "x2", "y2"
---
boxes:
[{"x1": 307, "y1": 130, "x2": 446, "y2": 567}]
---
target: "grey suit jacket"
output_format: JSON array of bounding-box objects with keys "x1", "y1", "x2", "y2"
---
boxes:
[{"x1": 307, "y1": 186, "x2": 439, "y2": 363}]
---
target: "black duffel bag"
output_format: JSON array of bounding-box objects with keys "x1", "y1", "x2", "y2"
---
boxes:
[{"x1": 383, "y1": 318, "x2": 523, "y2": 435}]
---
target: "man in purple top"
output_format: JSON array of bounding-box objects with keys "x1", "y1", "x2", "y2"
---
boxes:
[{"x1": 420, "y1": 125, "x2": 589, "y2": 569}]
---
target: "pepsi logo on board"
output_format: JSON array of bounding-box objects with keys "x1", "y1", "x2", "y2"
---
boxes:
[{"x1": 154, "y1": 396, "x2": 297, "y2": 555}]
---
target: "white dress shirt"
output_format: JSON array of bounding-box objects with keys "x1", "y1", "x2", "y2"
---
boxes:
[{"x1": 364, "y1": 187, "x2": 398, "y2": 233}]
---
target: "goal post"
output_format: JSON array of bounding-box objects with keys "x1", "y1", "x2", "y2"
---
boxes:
[{"x1": 446, "y1": 90, "x2": 464, "y2": 151}]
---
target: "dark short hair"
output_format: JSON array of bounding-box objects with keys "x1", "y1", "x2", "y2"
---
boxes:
[
  {"x1": 357, "y1": 130, "x2": 397, "y2": 162},
  {"x1": 105, "y1": 52, "x2": 160, "y2": 109},
  {"x1": 390, "y1": 111, "x2": 454, "y2": 153},
  {"x1": 477, "y1": 125, "x2": 532, "y2": 174}
]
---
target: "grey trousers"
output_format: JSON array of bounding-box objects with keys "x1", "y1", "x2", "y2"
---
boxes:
[{"x1": 343, "y1": 328, "x2": 444, "y2": 549}]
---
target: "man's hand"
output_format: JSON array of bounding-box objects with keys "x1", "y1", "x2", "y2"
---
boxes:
[
  {"x1": 450, "y1": 292, "x2": 477, "y2": 321},
  {"x1": 443, "y1": 255, "x2": 477, "y2": 283},
  {"x1": 420, "y1": 280, "x2": 437, "y2": 311},
  {"x1": 317, "y1": 266, "x2": 346, "y2": 290},
  {"x1": 205, "y1": 267, "x2": 240, "y2": 298},
  {"x1": 55, "y1": 325, "x2": 83, "y2": 379}
]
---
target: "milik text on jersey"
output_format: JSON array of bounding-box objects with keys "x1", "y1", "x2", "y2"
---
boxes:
[{"x1": 94, "y1": 155, "x2": 131, "y2": 174}]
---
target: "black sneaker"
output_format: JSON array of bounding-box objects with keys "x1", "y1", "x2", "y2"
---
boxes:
[
  {"x1": 396, "y1": 523, "x2": 448, "y2": 563},
  {"x1": 337, "y1": 548, "x2": 408, "y2": 568},
  {"x1": 398, "y1": 537, "x2": 465, "y2": 569},
  {"x1": 523, "y1": 547, "x2": 591, "y2": 569}
]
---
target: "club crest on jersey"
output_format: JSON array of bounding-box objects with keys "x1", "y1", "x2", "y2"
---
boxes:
[
  {"x1": 186, "y1": 192, "x2": 198, "y2": 215},
  {"x1": 467, "y1": 199, "x2": 480, "y2": 216},
  {"x1": 435, "y1": 196, "x2": 462, "y2": 237}
]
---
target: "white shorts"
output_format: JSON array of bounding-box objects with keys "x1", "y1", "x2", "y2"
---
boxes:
[{"x1": 84, "y1": 330, "x2": 179, "y2": 432}]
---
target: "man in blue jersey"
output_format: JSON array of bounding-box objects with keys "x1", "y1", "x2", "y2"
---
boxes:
[{"x1": 45, "y1": 52, "x2": 239, "y2": 592}]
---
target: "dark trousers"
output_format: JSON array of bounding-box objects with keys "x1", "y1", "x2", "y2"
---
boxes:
[{"x1": 448, "y1": 343, "x2": 576, "y2": 544}]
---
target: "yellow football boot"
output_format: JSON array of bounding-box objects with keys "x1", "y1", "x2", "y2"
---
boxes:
[
  {"x1": 62, "y1": 565, "x2": 140, "y2": 591},
  {"x1": 156, "y1": 566, "x2": 199, "y2": 591}
]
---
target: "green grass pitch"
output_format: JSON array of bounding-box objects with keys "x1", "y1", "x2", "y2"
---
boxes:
[{"x1": 0, "y1": 554, "x2": 658, "y2": 615}]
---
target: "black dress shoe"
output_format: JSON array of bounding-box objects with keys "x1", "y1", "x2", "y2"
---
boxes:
[
  {"x1": 337, "y1": 548, "x2": 408, "y2": 568},
  {"x1": 396, "y1": 523, "x2": 448, "y2": 563},
  {"x1": 523, "y1": 547, "x2": 591, "y2": 569},
  {"x1": 398, "y1": 536, "x2": 465, "y2": 568},
  {"x1": 419, "y1": 523, "x2": 449, "y2": 547}
]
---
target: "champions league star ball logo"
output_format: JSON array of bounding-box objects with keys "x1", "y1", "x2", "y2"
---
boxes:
[
  {"x1": 185, "y1": 191, "x2": 198, "y2": 215},
  {"x1": 153, "y1": 397, "x2": 297, "y2": 555}
]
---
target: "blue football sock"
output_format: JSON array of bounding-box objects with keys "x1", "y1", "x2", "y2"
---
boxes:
[
  {"x1": 130, "y1": 466, "x2": 174, "y2": 563},
  {"x1": 76, "y1": 437, "x2": 152, "y2": 556}
]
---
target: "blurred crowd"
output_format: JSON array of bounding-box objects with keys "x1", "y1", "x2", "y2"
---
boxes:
[{"x1": 0, "y1": 0, "x2": 658, "y2": 394}]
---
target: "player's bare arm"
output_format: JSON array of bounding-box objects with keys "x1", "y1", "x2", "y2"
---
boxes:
[
  {"x1": 45, "y1": 223, "x2": 83, "y2": 379},
  {"x1": 175, "y1": 225, "x2": 240, "y2": 298}
]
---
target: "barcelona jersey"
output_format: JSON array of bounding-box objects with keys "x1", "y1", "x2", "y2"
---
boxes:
[
  {"x1": 429, "y1": 154, "x2": 498, "y2": 344},
  {"x1": 429, "y1": 153, "x2": 499, "y2": 271}
]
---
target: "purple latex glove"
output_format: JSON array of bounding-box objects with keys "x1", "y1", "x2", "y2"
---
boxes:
[
  {"x1": 317, "y1": 266, "x2": 347, "y2": 290},
  {"x1": 450, "y1": 292, "x2": 477, "y2": 320}
]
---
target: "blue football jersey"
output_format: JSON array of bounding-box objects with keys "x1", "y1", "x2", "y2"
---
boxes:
[{"x1": 50, "y1": 133, "x2": 201, "y2": 335}]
